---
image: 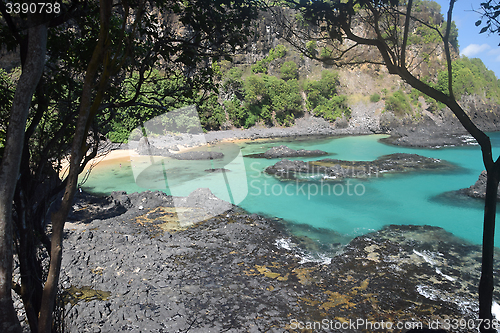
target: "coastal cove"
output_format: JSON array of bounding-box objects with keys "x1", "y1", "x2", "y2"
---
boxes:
[
  {"x1": 80, "y1": 133, "x2": 500, "y2": 251},
  {"x1": 49, "y1": 132, "x2": 500, "y2": 332}
]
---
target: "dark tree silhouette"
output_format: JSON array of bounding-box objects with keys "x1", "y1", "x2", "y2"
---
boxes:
[
  {"x1": 476, "y1": 1, "x2": 500, "y2": 40},
  {"x1": 0, "y1": 0, "x2": 258, "y2": 331}
]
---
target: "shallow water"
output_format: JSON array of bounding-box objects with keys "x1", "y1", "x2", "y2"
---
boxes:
[{"x1": 81, "y1": 133, "x2": 500, "y2": 247}]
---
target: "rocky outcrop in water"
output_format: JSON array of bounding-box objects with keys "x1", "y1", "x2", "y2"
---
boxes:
[
  {"x1": 50, "y1": 190, "x2": 499, "y2": 332},
  {"x1": 245, "y1": 145, "x2": 328, "y2": 159},
  {"x1": 381, "y1": 129, "x2": 476, "y2": 149},
  {"x1": 204, "y1": 167, "x2": 230, "y2": 173},
  {"x1": 322, "y1": 224, "x2": 500, "y2": 331},
  {"x1": 458, "y1": 170, "x2": 500, "y2": 200},
  {"x1": 265, "y1": 153, "x2": 454, "y2": 180},
  {"x1": 379, "y1": 99, "x2": 500, "y2": 149}
]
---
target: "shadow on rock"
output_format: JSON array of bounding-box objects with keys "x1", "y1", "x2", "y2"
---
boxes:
[{"x1": 67, "y1": 191, "x2": 127, "y2": 224}]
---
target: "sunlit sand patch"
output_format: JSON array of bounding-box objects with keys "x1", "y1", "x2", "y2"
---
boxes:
[{"x1": 59, "y1": 149, "x2": 142, "y2": 179}]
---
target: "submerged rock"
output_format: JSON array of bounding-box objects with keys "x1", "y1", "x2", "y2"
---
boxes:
[
  {"x1": 265, "y1": 153, "x2": 454, "y2": 180},
  {"x1": 246, "y1": 145, "x2": 329, "y2": 159}
]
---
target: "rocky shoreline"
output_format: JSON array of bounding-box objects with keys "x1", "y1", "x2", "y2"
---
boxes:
[
  {"x1": 26, "y1": 190, "x2": 500, "y2": 332},
  {"x1": 454, "y1": 170, "x2": 500, "y2": 201},
  {"x1": 124, "y1": 109, "x2": 486, "y2": 154},
  {"x1": 126, "y1": 115, "x2": 360, "y2": 156},
  {"x1": 13, "y1": 109, "x2": 499, "y2": 331}
]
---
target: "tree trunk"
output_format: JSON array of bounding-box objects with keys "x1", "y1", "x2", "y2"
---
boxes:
[
  {"x1": 13, "y1": 76, "x2": 52, "y2": 333},
  {"x1": 37, "y1": 2, "x2": 112, "y2": 332},
  {"x1": 14, "y1": 185, "x2": 44, "y2": 333},
  {"x1": 480, "y1": 168, "x2": 500, "y2": 333},
  {"x1": 0, "y1": 16, "x2": 47, "y2": 333}
]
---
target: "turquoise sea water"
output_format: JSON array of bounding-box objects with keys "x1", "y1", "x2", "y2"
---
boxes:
[{"x1": 81, "y1": 133, "x2": 500, "y2": 247}]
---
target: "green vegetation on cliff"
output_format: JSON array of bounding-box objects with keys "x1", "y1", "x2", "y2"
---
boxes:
[
  {"x1": 436, "y1": 57, "x2": 500, "y2": 101},
  {"x1": 101, "y1": 0, "x2": 500, "y2": 142},
  {"x1": 385, "y1": 90, "x2": 412, "y2": 116},
  {"x1": 102, "y1": 42, "x2": 352, "y2": 141},
  {"x1": 102, "y1": 70, "x2": 226, "y2": 142},
  {"x1": 223, "y1": 63, "x2": 349, "y2": 128},
  {"x1": 228, "y1": 73, "x2": 303, "y2": 128},
  {"x1": 251, "y1": 44, "x2": 287, "y2": 74},
  {"x1": 304, "y1": 71, "x2": 350, "y2": 121}
]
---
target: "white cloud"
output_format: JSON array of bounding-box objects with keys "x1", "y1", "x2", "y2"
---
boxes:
[
  {"x1": 488, "y1": 48, "x2": 500, "y2": 56},
  {"x1": 461, "y1": 43, "x2": 492, "y2": 57},
  {"x1": 486, "y1": 48, "x2": 500, "y2": 62}
]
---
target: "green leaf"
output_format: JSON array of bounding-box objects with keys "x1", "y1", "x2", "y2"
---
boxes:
[
  {"x1": 475, "y1": 20, "x2": 482, "y2": 27},
  {"x1": 480, "y1": 26, "x2": 488, "y2": 34}
]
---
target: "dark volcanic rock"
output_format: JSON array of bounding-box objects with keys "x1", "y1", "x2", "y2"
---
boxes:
[
  {"x1": 381, "y1": 131, "x2": 476, "y2": 149},
  {"x1": 178, "y1": 187, "x2": 233, "y2": 216},
  {"x1": 246, "y1": 145, "x2": 329, "y2": 159},
  {"x1": 379, "y1": 111, "x2": 474, "y2": 149},
  {"x1": 459, "y1": 170, "x2": 500, "y2": 200},
  {"x1": 110, "y1": 190, "x2": 175, "y2": 212},
  {"x1": 379, "y1": 106, "x2": 486, "y2": 149},
  {"x1": 58, "y1": 190, "x2": 498, "y2": 332},
  {"x1": 68, "y1": 191, "x2": 127, "y2": 223},
  {"x1": 265, "y1": 153, "x2": 454, "y2": 180},
  {"x1": 109, "y1": 191, "x2": 132, "y2": 208},
  {"x1": 323, "y1": 224, "x2": 500, "y2": 331},
  {"x1": 265, "y1": 159, "x2": 310, "y2": 178},
  {"x1": 61, "y1": 198, "x2": 299, "y2": 332}
]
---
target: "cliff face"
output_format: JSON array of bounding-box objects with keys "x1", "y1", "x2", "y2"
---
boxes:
[
  {"x1": 4, "y1": 4, "x2": 498, "y2": 139},
  {"x1": 232, "y1": 8, "x2": 321, "y2": 80},
  {"x1": 228, "y1": 5, "x2": 500, "y2": 138}
]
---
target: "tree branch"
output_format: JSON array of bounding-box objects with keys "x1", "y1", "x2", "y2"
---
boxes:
[
  {"x1": 444, "y1": 0, "x2": 456, "y2": 100},
  {"x1": 401, "y1": 0, "x2": 413, "y2": 66}
]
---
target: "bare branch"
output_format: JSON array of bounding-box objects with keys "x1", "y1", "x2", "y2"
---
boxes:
[
  {"x1": 401, "y1": 0, "x2": 413, "y2": 66},
  {"x1": 444, "y1": 0, "x2": 456, "y2": 100}
]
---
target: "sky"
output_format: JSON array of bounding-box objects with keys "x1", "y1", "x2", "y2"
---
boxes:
[{"x1": 434, "y1": 0, "x2": 500, "y2": 78}]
